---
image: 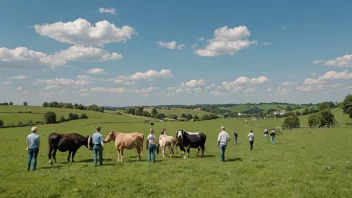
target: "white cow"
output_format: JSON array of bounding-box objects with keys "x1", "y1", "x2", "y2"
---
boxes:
[{"x1": 158, "y1": 133, "x2": 178, "y2": 158}]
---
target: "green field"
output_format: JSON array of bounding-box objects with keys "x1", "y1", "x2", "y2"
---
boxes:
[
  {"x1": 0, "y1": 105, "x2": 351, "y2": 197},
  {"x1": 146, "y1": 108, "x2": 209, "y2": 117}
]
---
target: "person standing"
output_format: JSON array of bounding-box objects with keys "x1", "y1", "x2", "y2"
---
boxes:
[
  {"x1": 147, "y1": 129, "x2": 157, "y2": 163},
  {"x1": 270, "y1": 129, "x2": 276, "y2": 144},
  {"x1": 217, "y1": 126, "x2": 230, "y2": 162},
  {"x1": 234, "y1": 130, "x2": 238, "y2": 144},
  {"x1": 26, "y1": 127, "x2": 40, "y2": 171},
  {"x1": 247, "y1": 129, "x2": 255, "y2": 150},
  {"x1": 264, "y1": 129, "x2": 269, "y2": 142},
  {"x1": 92, "y1": 127, "x2": 104, "y2": 167}
]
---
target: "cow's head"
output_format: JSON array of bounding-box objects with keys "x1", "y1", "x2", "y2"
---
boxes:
[
  {"x1": 104, "y1": 131, "x2": 115, "y2": 143},
  {"x1": 176, "y1": 129, "x2": 184, "y2": 140}
]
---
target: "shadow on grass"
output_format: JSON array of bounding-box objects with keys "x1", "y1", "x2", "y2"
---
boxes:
[
  {"x1": 37, "y1": 165, "x2": 63, "y2": 170},
  {"x1": 202, "y1": 155, "x2": 216, "y2": 158},
  {"x1": 74, "y1": 158, "x2": 113, "y2": 163},
  {"x1": 226, "y1": 158, "x2": 243, "y2": 162}
]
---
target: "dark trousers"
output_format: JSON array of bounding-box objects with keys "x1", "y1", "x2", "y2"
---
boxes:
[
  {"x1": 220, "y1": 144, "x2": 227, "y2": 161},
  {"x1": 93, "y1": 144, "x2": 103, "y2": 167},
  {"x1": 27, "y1": 148, "x2": 39, "y2": 170},
  {"x1": 249, "y1": 140, "x2": 254, "y2": 150},
  {"x1": 148, "y1": 144, "x2": 156, "y2": 162}
]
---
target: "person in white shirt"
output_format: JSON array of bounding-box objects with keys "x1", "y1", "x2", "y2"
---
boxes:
[
  {"x1": 147, "y1": 129, "x2": 157, "y2": 163},
  {"x1": 247, "y1": 129, "x2": 255, "y2": 150},
  {"x1": 217, "y1": 126, "x2": 230, "y2": 162}
]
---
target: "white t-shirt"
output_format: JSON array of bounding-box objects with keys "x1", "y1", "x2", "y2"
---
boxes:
[
  {"x1": 147, "y1": 134, "x2": 156, "y2": 145},
  {"x1": 247, "y1": 132, "x2": 254, "y2": 141},
  {"x1": 218, "y1": 131, "x2": 229, "y2": 145}
]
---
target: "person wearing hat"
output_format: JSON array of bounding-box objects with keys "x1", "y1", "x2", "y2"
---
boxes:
[
  {"x1": 147, "y1": 128, "x2": 157, "y2": 163},
  {"x1": 26, "y1": 126, "x2": 40, "y2": 171},
  {"x1": 92, "y1": 127, "x2": 104, "y2": 167},
  {"x1": 217, "y1": 126, "x2": 230, "y2": 162}
]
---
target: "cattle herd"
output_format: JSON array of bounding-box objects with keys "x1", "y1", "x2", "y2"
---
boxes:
[{"x1": 47, "y1": 129, "x2": 207, "y2": 164}]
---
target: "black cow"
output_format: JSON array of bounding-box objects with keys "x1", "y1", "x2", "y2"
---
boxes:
[
  {"x1": 176, "y1": 129, "x2": 206, "y2": 159},
  {"x1": 48, "y1": 133, "x2": 93, "y2": 164}
]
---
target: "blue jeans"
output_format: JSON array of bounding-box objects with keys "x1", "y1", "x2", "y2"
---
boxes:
[
  {"x1": 271, "y1": 136, "x2": 275, "y2": 144},
  {"x1": 93, "y1": 144, "x2": 103, "y2": 166},
  {"x1": 27, "y1": 148, "x2": 39, "y2": 170},
  {"x1": 234, "y1": 137, "x2": 238, "y2": 144},
  {"x1": 220, "y1": 144, "x2": 227, "y2": 161},
  {"x1": 265, "y1": 135, "x2": 268, "y2": 142},
  {"x1": 148, "y1": 144, "x2": 156, "y2": 162}
]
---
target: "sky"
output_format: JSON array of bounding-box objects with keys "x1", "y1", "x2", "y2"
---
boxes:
[{"x1": 0, "y1": 0, "x2": 352, "y2": 107}]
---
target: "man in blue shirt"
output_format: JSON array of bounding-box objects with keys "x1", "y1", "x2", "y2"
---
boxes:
[
  {"x1": 92, "y1": 127, "x2": 104, "y2": 167},
  {"x1": 26, "y1": 127, "x2": 40, "y2": 171}
]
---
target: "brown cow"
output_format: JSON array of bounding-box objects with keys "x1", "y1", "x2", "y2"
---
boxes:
[{"x1": 104, "y1": 131, "x2": 144, "y2": 162}]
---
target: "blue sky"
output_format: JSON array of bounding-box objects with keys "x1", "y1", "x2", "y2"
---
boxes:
[{"x1": 1, "y1": 0, "x2": 352, "y2": 106}]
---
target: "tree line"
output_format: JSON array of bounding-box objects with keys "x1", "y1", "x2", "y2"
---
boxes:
[
  {"x1": 42, "y1": 101, "x2": 104, "y2": 112},
  {"x1": 0, "y1": 102, "x2": 28, "y2": 106}
]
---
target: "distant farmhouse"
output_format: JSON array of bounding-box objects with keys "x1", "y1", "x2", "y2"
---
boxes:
[{"x1": 273, "y1": 110, "x2": 286, "y2": 115}]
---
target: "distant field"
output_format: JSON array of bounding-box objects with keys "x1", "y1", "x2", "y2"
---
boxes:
[
  {"x1": 225, "y1": 104, "x2": 303, "y2": 113},
  {"x1": 0, "y1": 113, "x2": 351, "y2": 197},
  {"x1": 147, "y1": 108, "x2": 209, "y2": 117}
]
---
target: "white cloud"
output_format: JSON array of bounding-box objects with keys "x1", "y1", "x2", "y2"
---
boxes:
[
  {"x1": 124, "y1": 81, "x2": 136, "y2": 85},
  {"x1": 34, "y1": 78, "x2": 94, "y2": 86},
  {"x1": 16, "y1": 86, "x2": 22, "y2": 90},
  {"x1": 98, "y1": 7, "x2": 116, "y2": 15},
  {"x1": 191, "y1": 44, "x2": 197, "y2": 49},
  {"x1": 244, "y1": 87, "x2": 256, "y2": 94},
  {"x1": 206, "y1": 84, "x2": 216, "y2": 89},
  {"x1": 175, "y1": 87, "x2": 192, "y2": 94},
  {"x1": 324, "y1": 54, "x2": 352, "y2": 67},
  {"x1": 177, "y1": 44, "x2": 185, "y2": 50},
  {"x1": 303, "y1": 70, "x2": 352, "y2": 85},
  {"x1": 135, "y1": 87, "x2": 158, "y2": 94},
  {"x1": 199, "y1": 37, "x2": 205, "y2": 41},
  {"x1": 296, "y1": 85, "x2": 312, "y2": 92},
  {"x1": 313, "y1": 60, "x2": 325, "y2": 64},
  {"x1": 34, "y1": 18, "x2": 136, "y2": 47},
  {"x1": 194, "y1": 88, "x2": 202, "y2": 94},
  {"x1": 180, "y1": 79, "x2": 205, "y2": 87},
  {"x1": 222, "y1": 76, "x2": 268, "y2": 87},
  {"x1": 210, "y1": 90, "x2": 226, "y2": 96},
  {"x1": 45, "y1": 85, "x2": 62, "y2": 90},
  {"x1": 275, "y1": 87, "x2": 290, "y2": 96},
  {"x1": 266, "y1": 88, "x2": 272, "y2": 92},
  {"x1": 262, "y1": 42, "x2": 272, "y2": 46},
  {"x1": 194, "y1": 26, "x2": 257, "y2": 56},
  {"x1": 113, "y1": 69, "x2": 172, "y2": 83},
  {"x1": 86, "y1": 68, "x2": 108, "y2": 74},
  {"x1": 8, "y1": 75, "x2": 26, "y2": 80},
  {"x1": 281, "y1": 82, "x2": 298, "y2": 86},
  {"x1": 76, "y1": 75, "x2": 95, "y2": 80},
  {"x1": 2, "y1": 81, "x2": 12, "y2": 85},
  {"x1": 0, "y1": 46, "x2": 122, "y2": 69},
  {"x1": 90, "y1": 87, "x2": 126, "y2": 93}
]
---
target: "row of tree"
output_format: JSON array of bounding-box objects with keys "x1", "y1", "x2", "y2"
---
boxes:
[
  {"x1": 44, "y1": 111, "x2": 88, "y2": 124},
  {"x1": 0, "y1": 102, "x2": 28, "y2": 106},
  {"x1": 42, "y1": 102, "x2": 104, "y2": 112}
]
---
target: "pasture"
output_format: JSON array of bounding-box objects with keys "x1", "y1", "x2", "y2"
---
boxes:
[{"x1": 0, "y1": 109, "x2": 351, "y2": 198}]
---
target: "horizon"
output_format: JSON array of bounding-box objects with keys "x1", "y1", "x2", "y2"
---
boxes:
[{"x1": 1, "y1": 0, "x2": 352, "y2": 106}]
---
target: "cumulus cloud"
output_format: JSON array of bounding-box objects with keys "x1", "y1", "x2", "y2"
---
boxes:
[
  {"x1": 194, "y1": 88, "x2": 202, "y2": 94},
  {"x1": 8, "y1": 75, "x2": 26, "y2": 80},
  {"x1": 34, "y1": 18, "x2": 137, "y2": 47},
  {"x1": 313, "y1": 60, "x2": 325, "y2": 64},
  {"x1": 112, "y1": 69, "x2": 172, "y2": 83},
  {"x1": 86, "y1": 68, "x2": 108, "y2": 74},
  {"x1": 98, "y1": 7, "x2": 116, "y2": 15},
  {"x1": 90, "y1": 87, "x2": 126, "y2": 93},
  {"x1": 222, "y1": 76, "x2": 268, "y2": 87},
  {"x1": 262, "y1": 42, "x2": 272, "y2": 46},
  {"x1": 296, "y1": 85, "x2": 312, "y2": 91},
  {"x1": 45, "y1": 85, "x2": 62, "y2": 90},
  {"x1": 281, "y1": 82, "x2": 298, "y2": 86},
  {"x1": 324, "y1": 54, "x2": 352, "y2": 67},
  {"x1": 135, "y1": 87, "x2": 158, "y2": 95},
  {"x1": 175, "y1": 87, "x2": 192, "y2": 94},
  {"x1": 244, "y1": 87, "x2": 256, "y2": 94},
  {"x1": 0, "y1": 46, "x2": 122, "y2": 69},
  {"x1": 156, "y1": 41, "x2": 185, "y2": 50},
  {"x1": 199, "y1": 37, "x2": 205, "y2": 41},
  {"x1": 206, "y1": 84, "x2": 216, "y2": 89},
  {"x1": 191, "y1": 44, "x2": 197, "y2": 49},
  {"x1": 303, "y1": 70, "x2": 352, "y2": 85},
  {"x1": 33, "y1": 78, "x2": 94, "y2": 86},
  {"x1": 180, "y1": 79, "x2": 205, "y2": 87},
  {"x1": 194, "y1": 26, "x2": 257, "y2": 56},
  {"x1": 2, "y1": 81, "x2": 12, "y2": 85},
  {"x1": 275, "y1": 87, "x2": 290, "y2": 96}
]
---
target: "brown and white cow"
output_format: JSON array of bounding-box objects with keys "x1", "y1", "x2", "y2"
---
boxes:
[
  {"x1": 104, "y1": 131, "x2": 144, "y2": 162},
  {"x1": 157, "y1": 134, "x2": 178, "y2": 158}
]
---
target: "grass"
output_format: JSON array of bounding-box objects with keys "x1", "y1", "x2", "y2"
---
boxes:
[{"x1": 0, "y1": 105, "x2": 351, "y2": 197}]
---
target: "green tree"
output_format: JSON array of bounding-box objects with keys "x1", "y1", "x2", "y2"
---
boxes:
[
  {"x1": 0, "y1": 119, "x2": 4, "y2": 127},
  {"x1": 60, "y1": 115, "x2": 66, "y2": 122},
  {"x1": 151, "y1": 107, "x2": 158, "y2": 116},
  {"x1": 23, "y1": 102, "x2": 28, "y2": 106},
  {"x1": 181, "y1": 113, "x2": 186, "y2": 118},
  {"x1": 318, "y1": 102, "x2": 329, "y2": 111},
  {"x1": 296, "y1": 111, "x2": 301, "y2": 116},
  {"x1": 142, "y1": 111, "x2": 151, "y2": 117},
  {"x1": 73, "y1": 103, "x2": 79, "y2": 109},
  {"x1": 186, "y1": 114, "x2": 193, "y2": 120},
  {"x1": 282, "y1": 115, "x2": 300, "y2": 129},
  {"x1": 68, "y1": 113, "x2": 74, "y2": 120},
  {"x1": 194, "y1": 115, "x2": 200, "y2": 121},
  {"x1": 9, "y1": 102, "x2": 13, "y2": 105},
  {"x1": 135, "y1": 106, "x2": 144, "y2": 116},
  {"x1": 80, "y1": 114, "x2": 88, "y2": 119},
  {"x1": 42, "y1": 102, "x2": 48, "y2": 107},
  {"x1": 302, "y1": 108, "x2": 309, "y2": 115},
  {"x1": 44, "y1": 111, "x2": 57, "y2": 124},
  {"x1": 342, "y1": 94, "x2": 352, "y2": 118},
  {"x1": 308, "y1": 113, "x2": 320, "y2": 127},
  {"x1": 154, "y1": 113, "x2": 166, "y2": 119},
  {"x1": 78, "y1": 104, "x2": 85, "y2": 110},
  {"x1": 72, "y1": 113, "x2": 79, "y2": 120},
  {"x1": 285, "y1": 106, "x2": 292, "y2": 111},
  {"x1": 319, "y1": 109, "x2": 336, "y2": 127}
]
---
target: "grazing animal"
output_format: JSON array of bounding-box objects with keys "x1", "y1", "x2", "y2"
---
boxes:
[
  {"x1": 176, "y1": 129, "x2": 206, "y2": 159},
  {"x1": 157, "y1": 134, "x2": 178, "y2": 157},
  {"x1": 48, "y1": 133, "x2": 92, "y2": 164},
  {"x1": 104, "y1": 131, "x2": 144, "y2": 162}
]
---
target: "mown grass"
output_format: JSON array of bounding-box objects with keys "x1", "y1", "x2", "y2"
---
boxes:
[{"x1": 0, "y1": 111, "x2": 351, "y2": 197}]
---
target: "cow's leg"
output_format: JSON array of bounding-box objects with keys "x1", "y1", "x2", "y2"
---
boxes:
[
  {"x1": 196, "y1": 147, "x2": 200, "y2": 156},
  {"x1": 48, "y1": 147, "x2": 53, "y2": 164},
  {"x1": 67, "y1": 151, "x2": 71, "y2": 162},
  {"x1": 162, "y1": 146, "x2": 165, "y2": 158},
  {"x1": 116, "y1": 149, "x2": 120, "y2": 162},
  {"x1": 71, "y1": 150, "x2": 77, "y2": 162},
  {"x1": 187, "y1": 147, "x2": 191, "y2": 159},
  {"x1": 53, "y1": 148, "x2": 58, "y2": 163},
  {"x1": 201, "y1": 145, "x2": 205, "y2": 158},
  {"x1": 169, "y1": 145, "x2": 172, "y2": 158},
  {"x1": 121, "y1": 148, "x2": 124, "y2": 162},
  {"x1": 136, "y1": 147, "x2": 141, "y2": 161}
]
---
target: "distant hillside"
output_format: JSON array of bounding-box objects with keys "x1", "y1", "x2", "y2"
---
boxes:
[{"x1": 146, "y1": 108, "x2": 209, "y2": 117}]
